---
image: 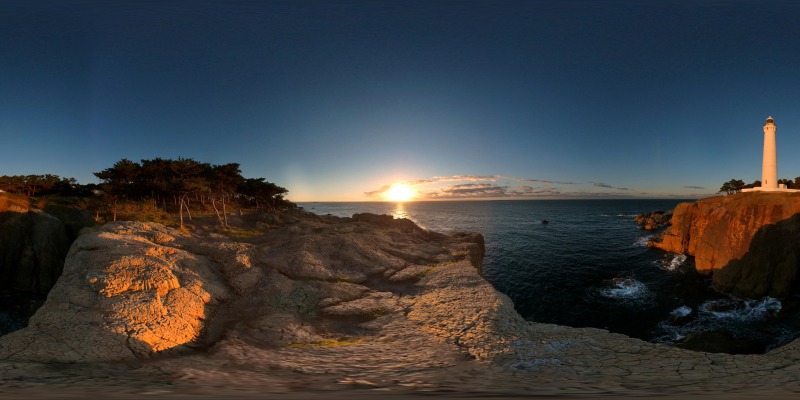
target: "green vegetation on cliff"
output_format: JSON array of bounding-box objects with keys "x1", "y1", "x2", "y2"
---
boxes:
[{"x1": 720, "y1": 177, "x2": 800, "y2": 194}]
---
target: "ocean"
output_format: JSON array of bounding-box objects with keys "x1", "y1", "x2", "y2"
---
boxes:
[{"x1": 301, "y1": 199, "x2": 800, "y2": 353}]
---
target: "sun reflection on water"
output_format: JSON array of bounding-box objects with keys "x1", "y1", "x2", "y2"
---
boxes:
[{"x1": 392, "y1": 202, "x2": 409, "y2": 220}]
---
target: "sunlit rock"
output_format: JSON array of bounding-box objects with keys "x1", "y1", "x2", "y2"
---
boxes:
[{"x1": 649, "y1": 192, "x2": 800, "y2": 297}]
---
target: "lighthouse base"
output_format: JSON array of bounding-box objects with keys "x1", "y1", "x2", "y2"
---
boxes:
[{"x1": 741, "y1": 187, "x2": 800, "y2": 192}]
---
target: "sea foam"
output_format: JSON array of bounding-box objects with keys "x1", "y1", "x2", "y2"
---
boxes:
[{"x1": 598, "y1": 278, "x2": 649, "y2": 300}]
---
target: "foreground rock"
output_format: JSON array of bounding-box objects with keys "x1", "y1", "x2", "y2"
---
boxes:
[
  {"x1": 649, "y1": 192, "x2": 800, "y2": 298},
  {"x1": 3, "y1": 210, "x2": 800, "y2": 398}
]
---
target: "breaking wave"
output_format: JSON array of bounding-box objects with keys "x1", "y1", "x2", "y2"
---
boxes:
[
  {"x1": 699, "y1": 297, "x2": 781, "y2": 321},
  {"x1": 653, "y1": 253, "x2": 687, "y2": 271},
  {"x1": 633, "y1": 235, "x2": 653, "y2": 247},
  {"x1": 653, "y1": 297, "x2": 784, "y2": 345},
  {"x1": 598, "y1": 278, "x2": 650, "y2": 300},
  {"x1": 671, "y1": 305, "x2": 692, "y2": 318}
]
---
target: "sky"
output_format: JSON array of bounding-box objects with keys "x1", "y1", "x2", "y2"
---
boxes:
[{"x1": 2, "y1": 0, "x2": 800, "y2": 202}]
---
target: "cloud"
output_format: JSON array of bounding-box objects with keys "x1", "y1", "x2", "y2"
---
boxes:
[
  {"x1": 593, "y1": 182, "x2": 629, "y2": 191},
  {"x1": 406, "y1": 175, "x2": 498, "y2": 185},
  {"x1": 427, "y1": 183, "x2": 508, "y2": 198},
  {"x1": 364, "y1": 184, "x2": 392, "y2": 198},
  {"x1": 513, "y1": 177, "x2": 576, "y2": 185},
  {"x1": 364, "y1": 174, "x2": 637, "y2": 200},
  {"x1": 683, "y1": 185, "x2": 705, "y2": 189},
  {"x1": 507, "y1": 186, "x2": 562, "y2": 196}
]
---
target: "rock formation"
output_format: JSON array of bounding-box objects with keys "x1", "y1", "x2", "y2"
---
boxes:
[
  {"x1": 648, "y1": 192, "x2": 800, "y2": 298},
  {"x1": 0, "y1": 210, "x2": 502, "y2": 362},
  {"x1": 635, "y1": 210, "x2": 672, "y2": 230},
  {"x1": 0, "y1": 193, "x2": 76, "y2": 293}
]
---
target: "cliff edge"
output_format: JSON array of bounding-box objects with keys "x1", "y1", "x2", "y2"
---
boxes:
[{"x1": 649, "y1": 192, "x2": 800, "y2": 298}]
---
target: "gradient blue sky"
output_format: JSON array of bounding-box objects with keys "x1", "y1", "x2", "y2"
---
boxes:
[{"x1": 2, "y1": 0, "x2": 800, "y2": 201}]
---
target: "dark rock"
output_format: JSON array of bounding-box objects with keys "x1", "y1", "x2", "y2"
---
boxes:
[
  {"x1": 677, "y1": 331, "x2": 765, "y2": 354},
  {"x1": 0, "y1": 210, "x2": 70, "y2": 293},
  {"x1": 352, "y1": 213, "x2": 423, "y2": 234},
  {"x1": 0, "y1": 193, "x2": 92, "y2": 294}
]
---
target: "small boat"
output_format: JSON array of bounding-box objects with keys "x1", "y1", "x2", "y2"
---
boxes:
[{"x1": 541, "y1": 219, "x2": 549, "y2": 224}]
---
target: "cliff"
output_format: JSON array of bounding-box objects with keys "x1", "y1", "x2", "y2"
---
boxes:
[
  {"x1": 4, "y1": 210, "x2": 800, "y2": 397},
  {"x1": 649, "y1": 192, "x2": 800, "y2": 298},
  {"x1": 0, "y1": 210, "x2": 514, "y2": 362},
  {"x1": 0, "y1": 193, "x2": 77, "y2": 293}
]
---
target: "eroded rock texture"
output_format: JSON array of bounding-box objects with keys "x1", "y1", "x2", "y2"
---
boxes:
[
  {"x1": 649, "y1": 192, "x2": 800, "y2": 297},
  {"x1": 0, "y1": 211, "x2": 497, "y2": 363}
]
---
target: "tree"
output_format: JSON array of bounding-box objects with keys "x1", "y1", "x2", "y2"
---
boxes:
[
  {"x1": 139, "y1": 158, "x2": 172, "y2": 208},
  {"x1": 169, "y1": 158, "x2": 210, "y2": 228},
  {"x1": 94, "y1": 159, "x2": 143, "y2": 221},
  {"x1": 239, "y1": 178, "x2": 290, "y2": 212},
  {"x1": 719, "y1": 179, "x2": 745, "y2": 195},
  {"x1": 742, "y1": 179, "x2": 761, "y2": 189},
  {"x1": 207, "y1": 163, "x2": 244, "y2": 226}
]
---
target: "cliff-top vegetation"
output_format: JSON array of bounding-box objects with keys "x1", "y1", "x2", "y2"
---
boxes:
[{"x1": 0, "y1": 157, "x2": 294, "y2": 228}]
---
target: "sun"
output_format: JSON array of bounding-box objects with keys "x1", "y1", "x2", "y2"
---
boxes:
[{"x1": 385, "y1": 184, "x2": 415, "y2": 202}]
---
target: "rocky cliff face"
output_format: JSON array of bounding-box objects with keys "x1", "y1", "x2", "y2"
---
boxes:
[
  {"x1": 0, "y1": 193, "x2": 74, "y2": 293},
  {"x1": 0, "y1": 211, "x2": 509, "y2": 362},
  {"x1": 649, "y1": 192, "x2": 800, "y2": 298}
]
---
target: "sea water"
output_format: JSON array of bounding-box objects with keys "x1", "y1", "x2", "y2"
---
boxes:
[{"x1": 302, "y1": 199, "x2": 800, "y2": 353}]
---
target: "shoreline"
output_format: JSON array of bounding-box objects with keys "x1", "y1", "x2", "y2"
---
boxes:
[{"x1": 1, "y1": 209, "x2": 800, "y2": 397}]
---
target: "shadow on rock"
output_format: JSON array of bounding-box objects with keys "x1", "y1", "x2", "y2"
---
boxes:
[{"x1": 713, "y1": 213, "x2": 800, "y2": 298}]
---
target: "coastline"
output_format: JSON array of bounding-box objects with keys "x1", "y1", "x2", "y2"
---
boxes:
[{"x1": 2, "y1": 209, "x2": 800, "y2": 397}]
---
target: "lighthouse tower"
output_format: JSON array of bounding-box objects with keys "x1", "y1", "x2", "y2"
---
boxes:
[
  {"x1": 762, "y1": 116, "x2": 778, "y2": 189},
  {"x1": 742, "y1": 116, "x2": 799, "y2": 192}
]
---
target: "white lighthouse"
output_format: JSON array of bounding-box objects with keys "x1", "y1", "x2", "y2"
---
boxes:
[
  {"x1": 762, "y1": 116, "x2": 778, "y2": 189},
  {"x1": 742, "y1": 116, "x2": 799, "y2": 192}
]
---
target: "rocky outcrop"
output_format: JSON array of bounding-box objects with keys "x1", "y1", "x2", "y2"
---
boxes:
[
  {"x1": 0, "y1": 193, "x2": 71, "y2": 293},
  {"x1": 0, "y1": 192, "x2": 30, "y2": 213},
  {"x1": 635, "y1": 210, "x2": 672, "y2": 230},
  {"x1": 0, "y1": 211, "x2": 505, "y2": 362},
  {"x1": 648, "y1": 192, "x2": 800, "y2": 298}
]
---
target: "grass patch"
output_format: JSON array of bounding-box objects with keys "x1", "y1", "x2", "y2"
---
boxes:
[
  {"x1": 218, "y1": 227, "x2": 268, "y2": 241},
  {"x1": 288, "y1": 339, "x2": 364, "y2": 348}
]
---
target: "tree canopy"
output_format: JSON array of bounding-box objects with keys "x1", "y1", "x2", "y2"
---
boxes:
[
  {"x1": 93, "y1": 157, "x2": 292, "y2": 225},
  {"x1": 0, "y1": 174, "x2": 79, "y2": 197},
  {"x1": 719, "y1": 177, "x2": 800, "y2": 195}
]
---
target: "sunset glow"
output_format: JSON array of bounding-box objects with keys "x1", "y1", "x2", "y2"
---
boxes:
[{"x1": 385, "y1": 184, "x2": 414, "y2": 202}]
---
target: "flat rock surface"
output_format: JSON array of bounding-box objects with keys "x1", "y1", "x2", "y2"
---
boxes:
[{"x1": 2, "y1": 210, "x2": 800, "y2": 398}]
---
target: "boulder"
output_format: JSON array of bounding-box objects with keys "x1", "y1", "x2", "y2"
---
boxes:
[
  {"x1": 649, "y1": 192, "x2": 800, "y2": 298},
  {"x1": 635, "y1": 210, "x2": 672, "y2": 230}
]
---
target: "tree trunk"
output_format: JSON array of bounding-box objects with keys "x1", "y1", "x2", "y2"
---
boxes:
[
  {"x1": 184, "y1": 195, "x2": 192, "y2": 221},
  {"x1": 211, "y1": 197, "x2": 224, "y2": 226},
  {"x1": 222, "y1": 197, "x2": 228, "y2": 227}
]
